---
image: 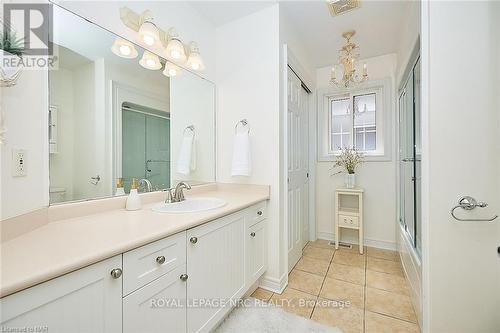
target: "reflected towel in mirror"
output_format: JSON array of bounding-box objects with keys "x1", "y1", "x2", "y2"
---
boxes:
[
  {"x1": 177, "y1": 131, "x2": 196, "y2": 175},
  {"x1": 231, "y1": 131, "x2": 251, "y2": 176}
]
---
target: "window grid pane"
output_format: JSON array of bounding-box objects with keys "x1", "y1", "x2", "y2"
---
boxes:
[
  {"x1": 329, "y1": 98, "x2": 352, "y2": 151},
  {"x1": 353, "y1": 93, "x2": 376, "y2": 151}
]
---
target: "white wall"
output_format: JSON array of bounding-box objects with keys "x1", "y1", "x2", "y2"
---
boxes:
[
  {"x1": 57, "y1": 1, "x2": 216, "y2": 82},
  {"x1": 315, "y1": 54, "x2": 398, "y2": 249},
  {"x1": 421, "y1": 2, "x2": 500, "y2": 331},
  {"x1": 170, "y1": 72, "x2": 215, "y2": 184},
  {"x1": 215, "y1": 5, "x2": 284, "y2": 290},
  {"x1": 0, "y1": 70, "x2": 49, "y2": 219},
  {"x1": 396, "y1": 0, "x2": 420, "y2": 85}
]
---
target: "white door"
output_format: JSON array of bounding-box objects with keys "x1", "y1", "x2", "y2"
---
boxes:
[
  {"x1": 423, "y1": 2, "x2": 500, "y2": 331},
  {"x1": 0, "y1": 255, "x2": 122, "y2": 332},
  {"x1": 287, "y1": 67, "x2": 309, "y2": 272},
  {"x1": 186, "y1": 212, "x2": 245, "y2": 333},
  {"x1": 123, "y1": 265, "x2": 187, "y2": 333}
]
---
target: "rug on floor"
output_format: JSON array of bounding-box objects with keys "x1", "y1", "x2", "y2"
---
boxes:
[{"x1": 215, "y1": 297, "x2": 341, "y2": 333}]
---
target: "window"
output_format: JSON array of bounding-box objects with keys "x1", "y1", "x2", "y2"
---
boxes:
[
  {"x1": 318, "y1": 79, "x2": 391, "y2": 161},
  {"x1": 329, "y1": 93, "x2": 377, "y2": 153}
]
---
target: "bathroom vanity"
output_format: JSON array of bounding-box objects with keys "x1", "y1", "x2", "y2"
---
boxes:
[
  {"x1": 1, "y1": 4, "x2": 269, "y2": 332},
  {"x1": 0, "y1": 184, "x2": 269, "y2": 332}
]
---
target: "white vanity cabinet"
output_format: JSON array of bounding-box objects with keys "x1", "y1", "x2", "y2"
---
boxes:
[
  {"x1": 0, "y1": 201, "x2": 268, "y2": 333},
  {"x1": 186, "y1": 211, "x2": 246, "y2": 333},
  {"x1": 245, "y1": 202, "x2": 268, "y2": 288},
  {"x1": 0, "y1": 255, "x2": 123, "y2": 333}
]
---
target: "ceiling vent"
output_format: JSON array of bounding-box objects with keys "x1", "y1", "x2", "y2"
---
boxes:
[{"x1": 327, "y1": 0, "x2": 361, "y2": 17}]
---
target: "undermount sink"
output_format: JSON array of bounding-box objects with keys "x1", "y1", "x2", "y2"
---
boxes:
[{"x1": 152, "y1": 197, "x2": 227, "y2": 214}]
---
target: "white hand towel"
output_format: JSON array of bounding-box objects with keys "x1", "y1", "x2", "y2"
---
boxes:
[
  {"x1": 177, "y1": 133, "x2": 194, "y2": 175},
  {"x1": 231, "y1": 131, "x2": 252, "y2": 177}
]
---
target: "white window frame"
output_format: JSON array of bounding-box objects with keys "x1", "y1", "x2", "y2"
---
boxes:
[{"x1": 317, "y1": 78, "x2": 393, "y2": 162}]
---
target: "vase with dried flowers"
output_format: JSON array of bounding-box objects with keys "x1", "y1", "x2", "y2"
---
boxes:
[{"x1": 331, "y1": 147, "x2": 363, "y2": 189}]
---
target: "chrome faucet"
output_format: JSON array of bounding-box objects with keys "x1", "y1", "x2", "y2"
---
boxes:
[
  {"x1": 138, "y1": 178, "x2": 153, "y2": 192},
  {"x1": 174, "y1": 181, "x2": 191, "y2": 202},
  {"x1": 165, "y1": 181, "x2": 191, "y2": 203}
]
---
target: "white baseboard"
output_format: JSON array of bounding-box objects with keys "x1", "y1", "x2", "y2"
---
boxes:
[
  {"x1": 259, "y1": 272, "x2": 288, "y2": 294},
  {"x1": 316, "y1": 231, "x2": 396, "y2": 251}
]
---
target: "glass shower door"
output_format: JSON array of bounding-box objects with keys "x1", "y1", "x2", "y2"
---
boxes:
[
  {"x1": 122, "y1": 107, "x2": 170, "y2": 193},
  {"x1": 145, "y1": 115, "x2": 170, "y2": 190},
  {"x1": 399, "y1": 57, "x2": 421, "y2": 253}
]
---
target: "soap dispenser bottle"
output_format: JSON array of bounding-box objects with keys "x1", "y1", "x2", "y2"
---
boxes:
[
  {"x1": 126, "y1": 178, "x2": 141, "y2": 211},
  {"x1": 115, "y1": 178, "x2": 125, "y2": 196}
]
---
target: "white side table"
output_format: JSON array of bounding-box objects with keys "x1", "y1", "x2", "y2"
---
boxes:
[{"x1": 334, "y1": 187, "x2": 364, "y2": 254}]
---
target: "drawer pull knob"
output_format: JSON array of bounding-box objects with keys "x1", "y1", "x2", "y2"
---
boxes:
[
  {"x1": 190, "y1": 237, "x2": 198, "y2": 244},
  {"x1": 110, "y1": 268, "x2": 122, "y2": 279},
  {"x1": 250, "y1": 232, "x2": 256, "y2": 237},
  {"x1": 180, "y1": 274, "x2": 188, "y2": 281},
  {"x1": 257, "y1": 211, "x2": 263, "y2": 216},
  {"x1": 156, "y1": 256, "x2": 166, "y2": 265}
]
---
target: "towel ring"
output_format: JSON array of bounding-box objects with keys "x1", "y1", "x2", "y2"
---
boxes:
[
  {"x1": 235, "y1": 119, "x2": 250, "y2": 134},
  {"x1": 183, "y1": 125, "x2": 195, "y2": 136}
]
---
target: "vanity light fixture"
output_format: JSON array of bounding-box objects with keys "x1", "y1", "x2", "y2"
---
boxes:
[
  {"x1": 186, "y1": 42, "x2": 205, "y2": 71},
  {"x1": 138, "y1": 17, "x2": 160, "y2": 46},
  {"x1": 139, "y1": 50, "x2": 162, "y2": 70},
  {"x1": 111, "y1": 38, "x2": 138, "y2": 59},
  {"x1": 163, "y1": 62, "x2": 182, "y2": 77},
  {"x1": 165, "y1": 28, "x2": 187, "y2": 62},
  {"x1": 120, "y1": 7, "x2": 206, "y2": 71}
]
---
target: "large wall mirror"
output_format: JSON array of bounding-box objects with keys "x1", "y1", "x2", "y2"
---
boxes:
[{"x1": 48, "y1": 5, "x2": 215, "y2": 204}]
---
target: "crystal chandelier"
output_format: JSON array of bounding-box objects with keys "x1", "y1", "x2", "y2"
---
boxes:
[{"x1": 330, "y1": 30, "x2": 368, "y2": 88}]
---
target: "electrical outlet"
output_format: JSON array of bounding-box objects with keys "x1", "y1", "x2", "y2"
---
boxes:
[{"x1": 12, "y1": 149, "x2": 27, "y2": 177}]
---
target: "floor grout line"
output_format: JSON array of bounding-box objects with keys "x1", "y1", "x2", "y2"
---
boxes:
[
  {"x1": 365, "y1": 309, "x2": 419, "y2": 325},
  {"x1": 279, "y1": 243, "x2": 419, "y2": 332}
]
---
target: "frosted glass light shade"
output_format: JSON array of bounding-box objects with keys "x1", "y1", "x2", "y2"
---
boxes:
[
  {"x1": 111, "y1": 38, "x2": 138, "y2": 59},
  {"x1": 138, "y1": 20, "x2": 159, "y2": 46},
  {"x1": 165, "y1": 29, "x2": 186, "y2": 62},
  {"x1": 186, "y1": 43, "x2": 205, "y2": 71},
  {"x1": 162, "y1": 62, "x2": 182, "y2": 77},
  {"x1": 139, "y1": 51, "x2": 162, "y2": 70}
]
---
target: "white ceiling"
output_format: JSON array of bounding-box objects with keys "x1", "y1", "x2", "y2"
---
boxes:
[
  {"x1": 188, "y1": 1, "x2": 276, "y2": 27},
  {"x1": 280, "y1": 0, "x2": 412, "y2": 68},
  {"x1": 189, "y1": 0, "x2": 412, "y2": 69}
]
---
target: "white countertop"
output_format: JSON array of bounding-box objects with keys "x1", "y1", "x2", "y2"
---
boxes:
[{"x1": 0, "y1": 184, "x2": 269, "y2": 298}]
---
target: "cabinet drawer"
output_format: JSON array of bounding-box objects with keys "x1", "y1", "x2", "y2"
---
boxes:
[
  {"x1": 245, "y1": 201, "x2": 267, "y2": 227},
  {"x1": 338, "y1": 214, "x2": 359, "y2": 228},
  {"x1": 123, "y1": 265, "x2": 186, "y2": 333},
  {"x1": 123, "y1": 232, "x2": 186, "y2": 296}
]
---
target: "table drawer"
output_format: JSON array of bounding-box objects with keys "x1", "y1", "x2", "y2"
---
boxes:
[
  {"x1": 123, "y1": 231, "x2": 186, "y2": 296},
  {"x1": 338, "y1": 214, "x2": 359, "y2": 228}
]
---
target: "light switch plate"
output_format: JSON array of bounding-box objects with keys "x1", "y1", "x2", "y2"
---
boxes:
[{"x1": 12, "y1": 149, "x2": 27, "y2": 177}]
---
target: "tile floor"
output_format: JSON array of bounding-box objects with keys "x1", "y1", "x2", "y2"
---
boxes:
[{"x1": 251, "y1": 240, "x2": 420, "y2": 333}]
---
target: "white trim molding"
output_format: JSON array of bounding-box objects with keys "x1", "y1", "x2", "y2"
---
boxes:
[
  {"x1": 259, "y1": 272, "x2": 288, "y2": 294},
  {"x1": 317, "y1": 231, "x2": 397, "y2": 251},
  {"x1": 317, "y1": 78, "x2": 393, "y2": 162}
]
